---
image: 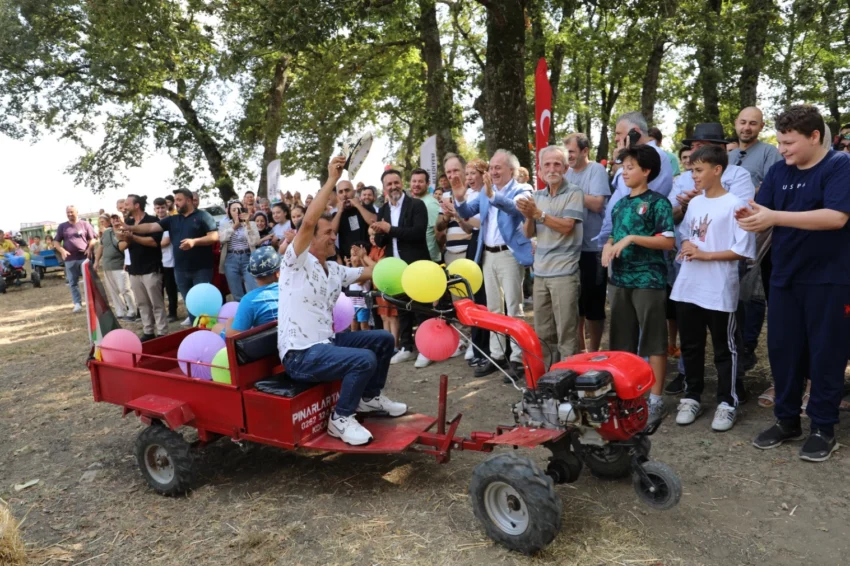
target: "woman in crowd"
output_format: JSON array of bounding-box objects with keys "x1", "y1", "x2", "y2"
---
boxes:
[
  {"x1": 218, "y1": 199, "x2": 260, "y2": 301},
  {"x1": 253, "y1": 211, "x2": 274, "y2": 246}
]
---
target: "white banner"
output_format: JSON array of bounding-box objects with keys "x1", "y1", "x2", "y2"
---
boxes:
[
  {"x1": 266, "y1": 159, "x2": 281, "y2": 201},
  {"x1": 419, "y1": 135, "x2": 438, "y2": 192}
]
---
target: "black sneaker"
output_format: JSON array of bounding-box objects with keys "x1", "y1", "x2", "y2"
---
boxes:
[
  {"x1": 474, "y1": 359, "x2": 506, "y2": 378},
  {"x1": 752, "y1": 419, "x2": 803, "y2": 450},
  {"x1": 664, "y1": 373, "x2": 687, "y2": 395},
  {"x1": 140, "y1": 333, "x2": 156, "y2": 342},
  {"x1": 799, "y1": 429, "x2": 838, "y2": 462},
  {"x1": 167, "y1": 314, "x2": 178, "y2": 323}
]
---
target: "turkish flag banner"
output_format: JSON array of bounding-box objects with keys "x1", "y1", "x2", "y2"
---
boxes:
[{"x1": 534, "y1": 58, "x2": 552, "y2": 190}]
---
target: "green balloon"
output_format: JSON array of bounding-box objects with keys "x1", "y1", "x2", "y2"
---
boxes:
[
  {"x1": 210, "y1": 347, "x2": 231, "y2": 385},
  {"x1": 373, "y1": 257, "x2": 408, "y2": 296}
]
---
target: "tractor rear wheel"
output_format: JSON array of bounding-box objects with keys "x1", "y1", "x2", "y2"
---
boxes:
[
  {"x1": 135, "y1": 423, "x2": 193, "y2": 496},
  {"x1": 31, "y1": 268, "x2": 41, "y2": 288},
  {"x1": 0, "y1": 279, "x2": 6, "y2": 294},
  {"x1": 469, "y1": 453, "x2": 561, "y2": 554}
]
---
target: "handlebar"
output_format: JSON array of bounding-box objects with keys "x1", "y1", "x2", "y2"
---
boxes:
[{"x1": 345, "y1": 275, "x2": 474, "y2": 319}]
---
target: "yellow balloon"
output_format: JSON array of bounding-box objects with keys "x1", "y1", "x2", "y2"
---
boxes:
[
  {"x1": 447, "y1": 259, "x2": 483, "y2": 298},
  {"x1": 401, "y1": 260, "x2": 447, "y2": 303}
]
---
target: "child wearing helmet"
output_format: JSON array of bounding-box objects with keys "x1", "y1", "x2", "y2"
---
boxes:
[{"x1": 222, "y1": 246, "x2": 281, "y2": 337}]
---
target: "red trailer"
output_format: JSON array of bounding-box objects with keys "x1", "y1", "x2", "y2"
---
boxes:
[{"x1": 86, "y1": 269, "x2": 681, "y2": 555}]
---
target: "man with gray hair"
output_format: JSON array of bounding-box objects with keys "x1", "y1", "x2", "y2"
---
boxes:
[
  {"x1": 596, "y1": 112, "x2": 674, "y2": 244},
  {"x1": 564, "y1": 133, "x2": 610, "y2": 352},
  {"x1": 451, "y1": 149, "x2": 534, "y2": 378},
  {"x1": 517, "y1": 146, "x2": 585, "y2": 362}
]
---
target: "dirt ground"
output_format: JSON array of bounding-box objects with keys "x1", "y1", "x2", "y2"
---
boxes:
[{"x1": 2, "y1": 274, "x2": 849, "y2": 566}]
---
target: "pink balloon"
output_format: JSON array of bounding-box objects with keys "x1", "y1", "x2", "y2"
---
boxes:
[
  {"x1": 178, "y1": 330, "x2": 226, "y2": 380},
  {"x1": 333, "y1": 294, "x2": 355, "y2": 333},
  {"x1": 218, "y1": 301, "x2": 239, "y2": 321},
  {"x1": 101, "y1": 329, "x2": 143, "y2": 367},
  {"x1": 415, "y1": 319, "x2": 460, "y2": 362}
]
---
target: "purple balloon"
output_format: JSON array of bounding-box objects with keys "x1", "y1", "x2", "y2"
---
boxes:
[
  {"x1": 333, "y1": 294, "x2": 355, "y2": 333},
  {"x1": 218, "y1": 301, "x2": 239, "y2": 321},
  {"x1": 178, "y1": 330, "x2": 226, "y2": 380}
]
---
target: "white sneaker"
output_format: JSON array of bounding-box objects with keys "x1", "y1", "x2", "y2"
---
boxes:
[
  {"x1": 675, "y1": 399, "x2": 703, "y2": 425},
  {"x1": 180, "y1": 317, "x2": 192, "y2": 327},
  {"x1": 451, "y1": 344, "x2": 465, "y2": 358},
  {"x1": 358, "y1": 394, "x2": 408, "y2": 417},
  {"x1": 414, "y1": 353, "x2": 432, "y2": 368},
  {"x1": 72, "y1": 303, "x2": 82, "y2": 313},
  {"x1": 390, "y1": 348, "x2": 415, "y2": 364},
  {"x1": 327, "y1": 412, "x2": 373, "y2": 446},
  {"x1": 464, "y1": 346, "x2": 474, "y2": 361},
  {"x1": 711, "y1": 403, "x2": 737, "y2": 432}
]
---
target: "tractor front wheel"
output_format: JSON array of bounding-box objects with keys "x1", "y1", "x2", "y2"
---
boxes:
[
  {"x1": 469, "y1": 453, "x2": 561, "y2": 555},
  {"x1": 135, "y1": 423, "x2": 194, "y2": 496},
  {"x1": 31, "y1": 268, "x2": 41, "y2": 288}
]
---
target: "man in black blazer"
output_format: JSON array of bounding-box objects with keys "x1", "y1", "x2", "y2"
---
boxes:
[
  {"x1": 372, "y1": 169, "x2": 431, "y2": 364},
  {"x1": 372, "y1": 169, "x2": 430, "y2": 263}
]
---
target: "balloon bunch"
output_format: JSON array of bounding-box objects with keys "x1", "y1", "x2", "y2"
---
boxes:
[
  {"x1": 371, "y1": 258, "x2": 485, "y2": 361},
  {"x1": 186, "y1": 283, "x2": 223, "y2": 330}
]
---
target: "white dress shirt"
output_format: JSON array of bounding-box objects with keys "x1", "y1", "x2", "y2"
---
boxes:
[{"x1": 389, "y1": 193, "x2": 405, "y2": 259}]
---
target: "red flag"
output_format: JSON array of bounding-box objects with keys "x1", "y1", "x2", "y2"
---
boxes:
[{"x1": 534, "y1": 58, "x2": 552, "y2": 190}]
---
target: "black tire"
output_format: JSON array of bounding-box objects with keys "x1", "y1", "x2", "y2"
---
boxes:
[
  {"x1": 0, "y1": 279, "x2": 6, "y2": 294},
  {"x1": 135, "y1": 423, "x2": 194, "y2": 496},
  {"x1": 469, "y1": 453, "x2": 561, "y2": 555},
  {"x1": 632, "y1": 461, "x2": 682, "y2": 511},
  {"x1": 31, "y1": 268, "x2": 41, "y2": 288},
  {"x1": 584, "y1": 444, "x2": 632, "y2": 479}
]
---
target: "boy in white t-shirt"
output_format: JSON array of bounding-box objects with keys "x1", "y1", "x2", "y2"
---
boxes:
[{"x1": 670, "y1": 145, "x2": 756, "y2": 432}]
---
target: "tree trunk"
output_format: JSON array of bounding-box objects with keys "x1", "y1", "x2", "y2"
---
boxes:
[
  {"x1": 479, "y1": 0, "x2": 532, "y2": 168},
  {"x1": 695, "y1": 0, "x2": 722, "y2": 122},
  {"x1": 640, "y1": 36, "x2": 666, "y2": 125},
  {"x1": 596, "y1": 76, "x2": 621, "y2": 163},
  {"x1": 155, "y1": 84, "x2": 237, "y2": 203},
  {"x1": 738, "y1": 0, "x2": 774, "y2": 108},
  {"x1": 257, "y1": 55, "x2": 291, "y2": 199},
  {"x1": 419, "y1": 0, "x2": 457, "y2": 169},
  {"x1": 548, "y1": 41, "x2": 566, "y2": 144}
]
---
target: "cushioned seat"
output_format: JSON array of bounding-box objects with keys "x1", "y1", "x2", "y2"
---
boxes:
[
  {"x1": 234, "y1": 326, "x2": 278, "y2": 365},
  {"x1": 254, "y1": 373, "x2": 320, "y2": 398}
]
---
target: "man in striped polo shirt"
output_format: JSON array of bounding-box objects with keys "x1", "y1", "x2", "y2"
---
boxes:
[{"x1": 517, "y1": 145, "x2": 585, "y2": 363}]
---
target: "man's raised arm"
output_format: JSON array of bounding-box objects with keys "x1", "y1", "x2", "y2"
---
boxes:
[{"x1": 293, "y1": 155, "x2": 347, "y2": 257}]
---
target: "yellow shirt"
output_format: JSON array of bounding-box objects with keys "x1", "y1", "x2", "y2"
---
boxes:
[{"x1": 0, "y1": 240, "x2": 15, "y2": 254}]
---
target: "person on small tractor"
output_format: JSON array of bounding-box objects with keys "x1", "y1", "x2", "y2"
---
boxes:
[
  {"x1": 0, "y1": 230, "x2": 16, "y2": 254},
  {"x1": 278, "y1": 155, "x2": 407, "y2": 446},
  {"x1": 220, "y1": 246, "x2": 280, "y2": 338}
]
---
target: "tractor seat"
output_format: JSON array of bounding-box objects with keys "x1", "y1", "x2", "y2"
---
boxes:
[
  {"x1": 234, "y1": 326, "x2": 278, "y2": 365},
  {"x1": 254, "y1": 372, "x2": 320, "y2": 398}
]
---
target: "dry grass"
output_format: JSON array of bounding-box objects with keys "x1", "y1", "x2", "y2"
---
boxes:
[{"x1": 0, "y1": 499, "x2": 26, "y2": 566}]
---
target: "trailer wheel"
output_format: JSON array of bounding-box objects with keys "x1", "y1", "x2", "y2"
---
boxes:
[
  {"x1": 469, "y1": 453, "x2": 561, "y2": 555},
  {"x1": 632, "y1": 461, "x2": 682, "y2": 510},
  {"x1": 0, "y1": 279, "x2": 6, "y2": 294},
  {"x1": 31, "y1": 268, "x2": 41, "y2": 288},
  {"x1": 135, "y1": 423, "x2": 193, "y2": 496}
]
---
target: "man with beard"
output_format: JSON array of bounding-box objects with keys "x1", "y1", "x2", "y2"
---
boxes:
[
  {"x1": 372, "y1": 169, "x2": 430, "y2": 365},
  {"x1": 728, "y1": 107, "x2": 782, "y2": 189},
  {"x1": 332, "y1": 179, "x2": 376, "y2": 261},
  {"x1": 359, "y1": 185, "x2": 379, "y2": 214},
  {"x1": 409, "y1": 168, "x2": 444, "y2": 263},
  {"x1": 517, "y1": 146, "x2": 585, "y2": 362}
]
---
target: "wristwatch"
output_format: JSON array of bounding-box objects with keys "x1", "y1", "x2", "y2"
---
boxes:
[{"x1": 536, "y1": 211, "x2": 546, "y2": 224}]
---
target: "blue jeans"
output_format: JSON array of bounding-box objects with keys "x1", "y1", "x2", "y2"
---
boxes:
[
  {"x1": 283, "y1": 330, "x2": 395, "y2": 417},
  {"x1": 224, "y1": 252, "x2": 257, "y2": 301},
  {"x1": 65, "y1": 259, "x2": 85, "y2": 305},
  {"x1": 174, "y1": 268, "x2": 214, "y2": 322}
]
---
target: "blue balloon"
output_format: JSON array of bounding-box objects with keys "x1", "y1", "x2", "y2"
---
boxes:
[{"x1": 186, "y1": 283, "x2": 223, "y2": 317}]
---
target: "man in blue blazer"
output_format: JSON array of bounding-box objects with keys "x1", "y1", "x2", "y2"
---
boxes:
[{"x1": 451, "y1": 149, "x2": 534, "y2": 378}]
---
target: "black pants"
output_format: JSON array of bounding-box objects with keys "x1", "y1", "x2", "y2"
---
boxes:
[
  {"x1": 678, "y1": 301, "x2": 742, "y2": 407},
  {"x1": 162, "y1": 267, "x2": 178, "y2": 317}
]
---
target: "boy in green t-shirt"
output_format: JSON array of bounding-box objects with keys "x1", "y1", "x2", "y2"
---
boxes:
[{"x1": 602, "y1": 145, "x2": 676, "y2": 423}]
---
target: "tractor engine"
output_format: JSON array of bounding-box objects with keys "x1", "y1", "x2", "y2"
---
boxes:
[{"x1": 512, "y1": 352, "x2": 654, "y2": 441}]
